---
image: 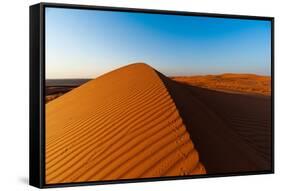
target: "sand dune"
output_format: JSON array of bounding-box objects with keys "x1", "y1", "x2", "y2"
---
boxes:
[
  {"x1": 159, "y1": 74, "x2": 272, "y2": 173},
  {"x1": 171, "y1": 74, "x2": 271, "y2": 96},
  {"x1": 46, "y1": 63, "x2": 205, "y2": 184}
]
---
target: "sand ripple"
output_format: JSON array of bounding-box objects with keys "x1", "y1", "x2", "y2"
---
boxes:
[{"x1": 46, "y1": 63, "x2": 205, "y2": 184}]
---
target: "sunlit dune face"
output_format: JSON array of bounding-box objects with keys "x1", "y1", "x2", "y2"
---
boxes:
[{"x1": 45, "y1": 63, "x2": 205, "y2": 184}]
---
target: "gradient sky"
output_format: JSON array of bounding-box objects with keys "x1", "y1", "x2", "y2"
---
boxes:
[{"x1": 46, "y1": 7, "x2": 271, "y2": 79}]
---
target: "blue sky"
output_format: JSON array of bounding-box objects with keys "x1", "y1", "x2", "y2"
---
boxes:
[{"x1": 46, "y1": 7, "x2": 271, "y2": 79}]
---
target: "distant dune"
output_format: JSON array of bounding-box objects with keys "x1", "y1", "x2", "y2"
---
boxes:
[
  {"x1": 171, "y1": 74, "x2": 271, "y2": 96},
  {"x1": 46, "y1": 63, "x2": 205, "y2": 184}
]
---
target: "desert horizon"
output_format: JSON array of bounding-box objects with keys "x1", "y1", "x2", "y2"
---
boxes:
[{"x1": 46, "y1": 70, "x2": 271, "y2": 103}]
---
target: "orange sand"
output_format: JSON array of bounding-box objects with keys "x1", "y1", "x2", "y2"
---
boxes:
[
  {"x1": 171, "y1": 74, "x2": 271, "y2": 96},
  {"x1": 45, "y1": 63, "x2": 205, "y2": 184}
]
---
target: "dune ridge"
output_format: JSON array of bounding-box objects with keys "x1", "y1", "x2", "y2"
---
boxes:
[{"x1": 46, "y1": 63, "x2": 205, "y2": 184}]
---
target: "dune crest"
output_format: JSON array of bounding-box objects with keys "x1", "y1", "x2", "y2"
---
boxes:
[{"x1": 46, "y1": 63, "x2": 205, "y2": 184}]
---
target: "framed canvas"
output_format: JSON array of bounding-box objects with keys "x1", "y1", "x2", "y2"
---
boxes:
[{"x1": 30, "y1": 2, "x2": 274, "y2": 188}]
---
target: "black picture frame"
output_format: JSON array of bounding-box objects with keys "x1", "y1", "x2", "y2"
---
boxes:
[{"x1": 30, "y1": 2, "x2": 274, "y2": 189}]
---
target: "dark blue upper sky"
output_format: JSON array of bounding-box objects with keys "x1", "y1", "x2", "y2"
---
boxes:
[{"x1": 46, "y1": 7, "x2": 271, "y2": 79}]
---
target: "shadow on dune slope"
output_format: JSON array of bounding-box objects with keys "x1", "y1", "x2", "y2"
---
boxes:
[{"x1": 156, "y1": 71, "x2": 272, "y2": 174}]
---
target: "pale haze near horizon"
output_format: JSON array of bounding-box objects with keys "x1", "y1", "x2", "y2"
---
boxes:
[{"x1": 46, "y1": 8, "x2": 271, "y2": 79}]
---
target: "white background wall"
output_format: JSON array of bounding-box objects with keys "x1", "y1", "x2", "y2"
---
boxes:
[{"x1": 0, "y1": 0, "x2": 279, "y2": 190}]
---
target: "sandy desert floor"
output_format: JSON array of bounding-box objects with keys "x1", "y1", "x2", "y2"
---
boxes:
[
  {"x1": 45, "y1": 79, "x2": 91, "y2": 103},
  {"x1": 45, "y1": 63, "x2": 206, "y2": 184}
]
